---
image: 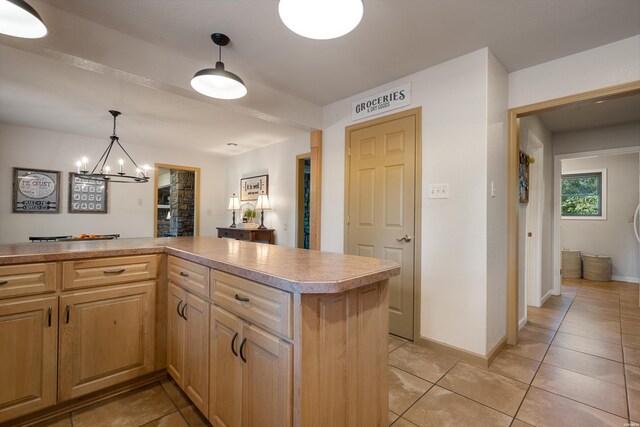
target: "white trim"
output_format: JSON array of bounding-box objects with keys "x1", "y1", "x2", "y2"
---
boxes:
[
  {"x1": 541, "y1": 289, "x2": 553, "y2": 305},
  {"x1": 553, "y1": 145, "x2": 640, "y2": 296},
  {"x1": 560, "y1": 167, "x2": 607, "y2": 220},
  {"x1": 611, "y1": 275, "x2": 640, "y2": 283},
  {"x1": 518, "y1": 316, "x2": 527, "y2": 330}
]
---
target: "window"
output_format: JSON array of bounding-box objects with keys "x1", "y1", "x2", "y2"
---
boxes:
[{"x1": 561, "y1": 169, "x2": 606, "y2": 219}]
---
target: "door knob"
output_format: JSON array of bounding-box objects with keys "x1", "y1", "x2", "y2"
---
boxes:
[{"x1": 397, "y1": 235, "x2": 412, "y2": 243}]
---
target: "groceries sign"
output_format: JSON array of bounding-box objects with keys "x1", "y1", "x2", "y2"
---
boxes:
[{"x1": 352, "y1": 83, "x2": 411, "y2": 121}]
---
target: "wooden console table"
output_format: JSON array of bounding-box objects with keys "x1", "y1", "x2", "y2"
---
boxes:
[{"x1": 216, "y1": 227, "x2": 275, "y2": 244}]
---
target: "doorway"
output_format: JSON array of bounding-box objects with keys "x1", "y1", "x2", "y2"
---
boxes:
[
  {"x1": 154, "y1": 164, "x2": 200, "y2": 237},
  {"x1": 344, "y1": 107, "x2": 422, "y2": 340},
  {"x1": 506, "y1": 81, "x2": 640, "y2": 344},
  {"x1": 296, "y1": 154, "x2": 311, "y2": 249}
]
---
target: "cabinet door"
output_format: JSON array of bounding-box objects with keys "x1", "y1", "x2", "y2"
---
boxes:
[
  {"x1": 167, "y1": 283, "x2": 187, "y2": 386},
  {"x1": 0, "y1": 296, "x2": 57, "y2": 423},
  {"x1": 241, "y1": 324, "x2": 292, "y2": 427},
  {"x1": 183, "y1": 293, "x2": 209, "y2": 416},
  {"x1": 209, "y1": 305, "x2": 242, "y2": 427},
  {"x1": 58, "y1": 282, "x2": 156, "y2": 400}
]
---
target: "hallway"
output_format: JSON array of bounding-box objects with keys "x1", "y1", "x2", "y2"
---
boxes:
[{"x1": 388, "y1": 279, "x2": 640, "y2": 426}]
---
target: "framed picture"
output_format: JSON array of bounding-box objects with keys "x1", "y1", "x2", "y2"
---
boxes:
[
  {"x1": 519, "y1": 150, "x2": 530, "y2": 204},
  {"x1": 13, "y1": 167, "x2": 60, "y2": 213},
  {"x1": 240, "y1": 174, "x2": 268, "y2": 201},
  {"x1": 68, "y1": 172, "x2": 108, "y2": 213}
]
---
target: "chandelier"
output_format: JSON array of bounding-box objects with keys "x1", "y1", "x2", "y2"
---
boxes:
[{"x1": 76, "y1": 110, "x2": 150, "y2": 183}]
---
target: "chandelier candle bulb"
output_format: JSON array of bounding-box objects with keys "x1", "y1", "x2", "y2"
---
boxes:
[
  {"x1": 136, "y1": 168, "x2": 141, "y2": 178},
  {"x1": 75, "y1": 161, "x2": 82, "y2": 174},
  {"x1": 82, "y1": 157, "x2": 88, "y2": 172},
  {"x1": 118, "y1": 159, "x2": 124, "y2": 174}
]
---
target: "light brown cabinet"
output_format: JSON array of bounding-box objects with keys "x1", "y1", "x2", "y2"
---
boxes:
[
  {"x1": 167, "y1": 283, "x2": 209, "y2": 416},
  {"x1": 0, "y1": 295, "x2": 58, "y2": 423},
  {"x1": 58, "y1": 282, "x2": 156, "y2": 400},
  {"x1": 209, "y1": 305, "x2": 292, "y2": 427}
]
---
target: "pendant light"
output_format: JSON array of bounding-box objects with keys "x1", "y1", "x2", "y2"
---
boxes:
[
  {"x1": 75, "y1": 110, "x2": 150, "y2": 183},
  {"x1": 191, "y1": 33, "x2": 247, "y2": 100},
  {"x1": 0, "y1": 0, "x2": 47, "y2": 38},
  {"x1": 279, "y1": 0, "x2": 363, "y2": 40}
]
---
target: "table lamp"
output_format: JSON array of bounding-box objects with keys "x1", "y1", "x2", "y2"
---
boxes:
[
  {"x1": 227, "y1": 193, "x2": 241, "y2": 228},
  {"x1": 255, "y1": 192, "x2": 271, "y2": 229}
]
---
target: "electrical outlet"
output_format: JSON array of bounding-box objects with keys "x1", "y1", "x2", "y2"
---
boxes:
[
  {"x1": 283, "y1": 223, "x2": 288, "y2": 231},
  {"x1": 491, "y1": 181, "x2": 497, "y2": 197},
  {"x1": 137, "y1": 198, "x2": 143, "y2": 206},
  {"x1": 428, "y1": 184, "x2": 449, "y2": 199}
]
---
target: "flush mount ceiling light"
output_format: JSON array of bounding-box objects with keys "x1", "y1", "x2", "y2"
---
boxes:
[
  {"x1": 0, "y1": 0, "x2": 47, "y2": 38},
  {"x1": 75, "y1": 110, "x2": 150, "y2": 183},
  {"x1": 191, "y1": 33, "x2": 247, "y2": 100},
  {"x1": 278, "y1": 0, "x2": 363, "y2": 40}
]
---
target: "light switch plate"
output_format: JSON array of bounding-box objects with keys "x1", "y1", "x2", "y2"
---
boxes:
[{"x1": 428, "y1": 184, "x2": 449, "y2": 199}]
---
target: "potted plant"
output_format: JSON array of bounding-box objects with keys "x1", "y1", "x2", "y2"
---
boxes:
[{"x1": 243, "y1": 208, "x2": 257, "y2": 223}]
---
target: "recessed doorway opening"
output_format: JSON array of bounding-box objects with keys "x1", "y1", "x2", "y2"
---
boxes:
[{"x1": 154, "y1": 164, "x2": 200, "y2": 237}]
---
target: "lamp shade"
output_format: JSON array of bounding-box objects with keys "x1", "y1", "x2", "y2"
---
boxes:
[
  {"x1": 0, "y1": 0, "x2": 47, "y2": 38},
  {"x1": 255, "y1": 194, "x2": 271, "y2": 210},
  {"x1": 227, "y1": 195, "x2": 240, "y2": 211},
  {"x1": 191, "y1": 62, "x2": 247, "y2": 100},
  {"x1": 278, "y1": 0, "x2": 363, "y2": 40}
]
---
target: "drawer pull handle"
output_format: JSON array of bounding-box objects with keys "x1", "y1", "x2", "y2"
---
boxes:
[
  {"x1": 47, "y1": 307, "x2": 52, "y2": 327},
  {"x1": 0, "y1": 280, "x2": 8, "y2": 285},
  {"x1": 235, "y1": 294, "x2": 250, "y2": 303},
  {"x1": 65, "y1": 305, "x2": 70, "y2": 324},
  {"x1": 239, "y1": 338, "x2": 247, "y2": 363},
  {"x1": 181, "y1": 303, "x2": 188, "y2": 321},
  {"x1": 179, "y1": 272, "x2": 189, "y2": 277},
  {"x1": 177, "y1": 300, "x2": 183, "y2": 318},
  {"x1": 231, "y1": 332, "x2": 239, "y2": 357},
  {"x1": 104, "y1": 268, "x2": 126, "y2": 274}
]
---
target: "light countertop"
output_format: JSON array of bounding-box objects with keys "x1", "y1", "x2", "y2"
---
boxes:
[{"x1": 0, "y1": 237, "x2": 400, "y2": 294}]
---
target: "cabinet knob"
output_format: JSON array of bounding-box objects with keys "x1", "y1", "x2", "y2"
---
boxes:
[
  {"x1": 65, "y1": 305, "x2": 70, "y2": 324},
  {"x1": 181, "y1": 303, "x2": 188, "y2": 321},
  {"x1": 179, "y1": 271, "x2": 189, "y2": 277},
  {"x1": 235, "y1": 294, "x2": 250, "y2": 303},
  {"x1": 177, "y1": 300, "x2": 183, "y2": 318},
  {"x1": 47, "y1": 307, "x2": 52, "y2": 327},
  {"x1": 0, "y1": 280, "x2": 8, "y2": 285}
]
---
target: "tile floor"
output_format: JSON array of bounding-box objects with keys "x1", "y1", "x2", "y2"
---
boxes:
[
  {"x1": 35, "y1": 279, "x2": 639, "y2": 427},
  {"x1": 389, "y1": 279, "x2": 640, "y2": 426}
]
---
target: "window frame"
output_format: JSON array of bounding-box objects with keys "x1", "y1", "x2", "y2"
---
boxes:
[{"x1": 560, "y1": 168, "x2": 607, "y2": 220}]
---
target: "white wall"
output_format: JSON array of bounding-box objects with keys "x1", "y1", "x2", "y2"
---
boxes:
[
  {"x1": 554, "y1": 122, "x2": 640, "y2": 155},
  {"x1": 224, "y1": 133, "x2": 310, "y2": 248},
  {"x1": 322, "y1": 48, "x2": 507, "y2": 356},
  {"x1": 0, "y1": 123, "x2": 227, "y2": 243},
  {"x1": 509, "y1": 35, "x2": 640, "y2": 108},
  {"x1": 517, "y1": 116, "x2": 553, "y2": 325},
  {"x1": 561, "y1": 153, "x2": 639, "y2": 281},
  {"x1": 485, "y1": 51, "x2": 508, "y2": 353}
]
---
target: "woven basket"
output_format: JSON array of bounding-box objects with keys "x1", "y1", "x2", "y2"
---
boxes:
[
  {"x1": 583, "y1": 255, "x2": 612, "y2": 282},
  {"x1": 561, "y1": 250, "x2": 582, "y2": 279}
]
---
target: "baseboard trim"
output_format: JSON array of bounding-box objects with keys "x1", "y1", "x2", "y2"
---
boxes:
[
  {"x1": 4, "y1": 371, "x2": 168, "y2": 427},
  {"x1": 611, "y1": 275, "x2": 640, "y2": 283},
  {"x1": 418, "y1": 335, "x2": 506, "y2": 368},
  {"x1": 540, "y1": 289, "x2": 553, "y2": 305},
  {"x1": 519, "y1": 316, "x2": 527, "y2": 330}
]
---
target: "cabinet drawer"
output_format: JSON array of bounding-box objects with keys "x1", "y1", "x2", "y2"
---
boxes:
[
  {"x1": 211, "y1": 270, "x2": 292, "y2": 339},
  {"x1": 168, "y1": 256, "x2": 209, "y2": 298},
  {"x1": 63, "y1": 255, "x2": 158, "y2": 290},
  {"x1": 0, "y1": 263, "x2": 57, "y2": 299}
]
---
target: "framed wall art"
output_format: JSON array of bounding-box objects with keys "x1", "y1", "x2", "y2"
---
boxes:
[
  {"x1": 519, "y1": 150, "x2": 530, "y2": 204},
  {"x1": 13, "y1": 167, "x2": 60, "y2": 213},
  {"x1": 240, "y1": 174, "x2": 268, "y2": 201},
  {"x1": 68, "y1": 172, "x2": 108, "y2": 213}
]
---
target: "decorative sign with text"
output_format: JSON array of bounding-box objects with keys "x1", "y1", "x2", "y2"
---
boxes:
[
  {"x1": 351, "y1": 83, "x2": 411, "y2": 121},
  {"x1": 240, "y1": 175, "x2": 268, "y2": 201},
  {"x1": 13, "y1": 167, "x2": 60, "y2": 213}
]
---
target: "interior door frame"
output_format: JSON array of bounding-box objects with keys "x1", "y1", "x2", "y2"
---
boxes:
[
  {"x1": 506, "y1": 80, "x2": 640, "y2": 345},
  {"x1": 154, "y1": 163, "x2": 201, "y2": 237},
  {"x1": 344, "y1": 107, "x2": 422, "y2": 342}
]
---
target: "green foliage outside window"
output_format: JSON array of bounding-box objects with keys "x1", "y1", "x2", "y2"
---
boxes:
[{"x1": 561, "y1": 173, "x2": 602, "y2": 216}]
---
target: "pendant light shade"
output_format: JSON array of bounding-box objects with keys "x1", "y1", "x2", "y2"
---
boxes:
[
  {"x1": 278, "y1": 0, "x2": 363, "y2": 40},
  {"x1": 191, "y1": 33, "x2": 247, "y2": 100},
  {"x1": 0, "y1": 0, "x2": 47, "y2": 38}
]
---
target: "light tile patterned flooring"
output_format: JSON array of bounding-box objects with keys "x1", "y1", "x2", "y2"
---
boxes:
[
  {"x1": 389, "y1": 279, "x2": 640, "y2": 426},
  {"x1": 35, "y1": 279, "x2": 639, "y2": 427}
]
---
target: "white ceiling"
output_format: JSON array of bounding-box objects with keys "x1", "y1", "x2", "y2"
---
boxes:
[
  {"x1": 0, "y1": 0, "x2": 639, "y2": 155},
  {"x1": 537, "y1": 94, "x2": 640, "y2": 133}
]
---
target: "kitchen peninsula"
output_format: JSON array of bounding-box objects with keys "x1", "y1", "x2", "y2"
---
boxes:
[{"x1": 0, "y1": 237, "x2": 399, "y2": 427}]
